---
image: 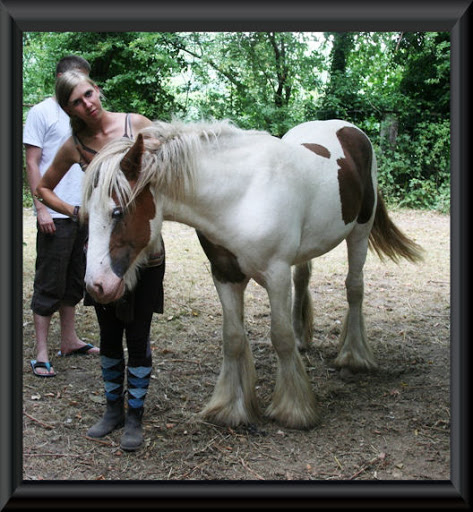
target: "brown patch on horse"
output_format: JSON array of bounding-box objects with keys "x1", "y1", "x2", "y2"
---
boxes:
[
  {"x1": 109, "y1": 184, "x2": 156, "y2": 278},
  {"x1": 336, "y1": 127, "x2": 375, "y2": 225},
  {"x1": 302, "y1": 143, "x2": 331, "y2": 159},
  {"x1": 196, "y1": 231, "x2": 246, "y2": 284}
]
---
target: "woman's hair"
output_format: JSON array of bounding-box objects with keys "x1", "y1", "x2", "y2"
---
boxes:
[{"x1": 55, "y1": 70, "x2": 100, "y2": 134}]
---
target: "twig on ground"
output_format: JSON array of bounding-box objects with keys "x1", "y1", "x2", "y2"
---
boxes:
[
  {"x1": 24, "y1": 412, "x2": 54, "y2": 430},
  {"x1": 239, "y1": 457, "x2": 265, "y2": 480},
  {"x1": 348, "y1": 453, "x2": 386, "y2": 480},
  {"x1": 25, "y1": 452, "x2": 81, "y2": 458},
  {"x1": 83, "y1": 435, "x2": 115, "y2": 446}
]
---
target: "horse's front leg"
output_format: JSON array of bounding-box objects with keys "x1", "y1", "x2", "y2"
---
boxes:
[
  {"x1": 265, "y1": 263, "x2": 319, "y2": 429},
  {"x1": 200, "y1": 277, "x2": 260, "y2": 427}
]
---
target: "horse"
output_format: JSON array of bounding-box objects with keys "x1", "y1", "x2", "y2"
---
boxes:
[{"x1": 81, "y1": 119, "x2": 423, "y2": 430}]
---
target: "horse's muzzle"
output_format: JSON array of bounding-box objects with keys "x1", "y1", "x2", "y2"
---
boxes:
[{"x1": 86, "y1": 278, "x2": 126, "y2": 304}]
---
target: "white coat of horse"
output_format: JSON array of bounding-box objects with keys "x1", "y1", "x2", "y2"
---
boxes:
[{"x1": 81, "y1": 119, "x2": 423, "y2": 429}]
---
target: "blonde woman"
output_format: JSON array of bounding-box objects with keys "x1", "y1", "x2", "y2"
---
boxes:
[{"x1": 37, "y1": 71, "x2": 165, "y2": 451}]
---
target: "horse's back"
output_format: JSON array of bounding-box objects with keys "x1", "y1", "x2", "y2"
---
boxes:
[{"x1": 282, "y1": 119, "x2": 364, "y2": 157}]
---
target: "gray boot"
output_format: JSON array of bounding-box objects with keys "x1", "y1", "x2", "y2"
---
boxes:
[
  {"x1": 87, "y1": 397, "x2": 125, "y2": 438},
  {"x1": 120, "y1": 407, "x2": 144, "y2": 451},
  {"x1": 119, "y1": 365, "x2": 151, "y2": 451}
]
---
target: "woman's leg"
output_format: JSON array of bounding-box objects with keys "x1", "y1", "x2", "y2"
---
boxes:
[
  {"x1": 120, "y1": 267, "x2": 159, "y2": 450},
  {"x1": 87, "y1": 305, "x2": 126, "y2": 438}
]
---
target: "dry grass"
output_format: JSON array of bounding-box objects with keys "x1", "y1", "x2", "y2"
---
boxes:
[{"x1": 22, "y1": 207, "x2": 450, "y2": 481}]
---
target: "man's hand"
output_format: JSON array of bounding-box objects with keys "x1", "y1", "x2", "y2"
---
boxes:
[{"x1": 36, "y1": 206, "x2": 56, "y2": 234}]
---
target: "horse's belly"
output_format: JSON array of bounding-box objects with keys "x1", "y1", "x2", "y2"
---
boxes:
[
  {"x1": 293, "y1": 216, "x2": 355, "y2": 264},
  {"x1": 293, "y1": 236, "x2": 346, "y2": 265}
]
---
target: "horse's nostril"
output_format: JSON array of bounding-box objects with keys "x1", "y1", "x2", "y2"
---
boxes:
[{"x1": 94, "y1": 282, "x2": 104, "y2": 296}]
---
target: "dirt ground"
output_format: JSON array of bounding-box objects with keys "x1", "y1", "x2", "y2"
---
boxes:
[{"x1": 22, "y1": 207, "x2": 450, "y2": 482}]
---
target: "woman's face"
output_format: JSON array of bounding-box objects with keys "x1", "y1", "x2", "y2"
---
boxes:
[{"x1": 66, "y1": 81, "x2": 102, "y2": 121}]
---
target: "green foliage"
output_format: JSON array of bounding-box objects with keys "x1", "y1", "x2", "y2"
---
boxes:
[
  {"x1": 375, "y1": 119, "x2": 450, "y2": 212},
  {"x1": 23, "y1": 187, "x2": 33, "y2": 209},
  {"x1": 22, "y1": 31, "x2": 450, "y2": 212},
  {"x1": 314, "y1": 31, "x2": 450, "y2": 212}
]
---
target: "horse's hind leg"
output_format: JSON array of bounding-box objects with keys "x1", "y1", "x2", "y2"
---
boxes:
[
  {"x1": 200, "y1": 278, "x2": 260, "y2": 427},
  {"x1": 265, "y1": 262, "x2": 319, "y2": 429},
  {"x1": 334, "y1": 225, "x2": 377, "y2": 371},
  {"x1": 292, "y1": 261, "x2": 313, "y2": 351}
]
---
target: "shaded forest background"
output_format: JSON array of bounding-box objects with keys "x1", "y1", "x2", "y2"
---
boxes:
[{"x1": 23, "y1": 31, "x2": 450, "y2": 211}]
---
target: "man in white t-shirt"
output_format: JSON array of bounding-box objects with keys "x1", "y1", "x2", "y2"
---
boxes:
[{"x1": 24, "y1": 55, "x2": 99, "y2": 377}]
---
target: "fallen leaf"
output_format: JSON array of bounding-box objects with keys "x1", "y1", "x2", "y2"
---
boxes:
[{"x1": 89, "y1": 394, "x2": 106, "y2": 404}]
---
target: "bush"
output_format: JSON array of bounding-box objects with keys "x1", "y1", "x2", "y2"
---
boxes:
[{"x1": 376, "y1": 119, "x2": 450, "y2": 213}]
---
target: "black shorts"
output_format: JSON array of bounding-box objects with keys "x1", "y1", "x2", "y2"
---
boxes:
[
  {"x1": 91, "y1": 263, "x2": 165, "y2": 367},
  {"x1": 31, "y1": 218, "x2": 87, "y2": 317}
]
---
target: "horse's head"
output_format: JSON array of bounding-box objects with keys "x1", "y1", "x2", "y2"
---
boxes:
[{"x1": 82, "y1": 134, "x2": 164, "y2": 304}]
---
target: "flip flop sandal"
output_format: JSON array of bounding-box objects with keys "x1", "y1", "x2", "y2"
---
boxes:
[
  {"x1": 57, "y1": 343, "x2": 98, "y2": 357},
  {"x1": 30, "y1": 360, "x2": 56, "y2": 378}
]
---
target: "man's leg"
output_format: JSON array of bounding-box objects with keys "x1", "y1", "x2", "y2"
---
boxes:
[
  {"x1": 32, "y1": 312, "x2": 55, "y2": 376},
  {"x1": 59, "y1": 304, "x2": 99, "y2": 355}
]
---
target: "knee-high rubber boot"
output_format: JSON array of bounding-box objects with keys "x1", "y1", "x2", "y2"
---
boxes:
[
  {"x1": 120, "y1": 365, "x2": 151, "y2": 451},
  {"x1": 87, "y1": 356, "x2": 125, "y2": 438}
]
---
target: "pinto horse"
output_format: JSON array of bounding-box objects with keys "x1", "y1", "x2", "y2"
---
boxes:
[{"x1": 81, "y1": 119, "x2": 423, "y2": 429}]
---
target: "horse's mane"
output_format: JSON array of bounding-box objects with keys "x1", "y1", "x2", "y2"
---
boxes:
[{"x1": 82, "y1": 119, "x2": 265, "y2": 215}]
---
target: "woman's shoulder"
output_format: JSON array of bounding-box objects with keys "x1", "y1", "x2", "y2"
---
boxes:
[
  {"x1": 130, "y1": 113, "x2": 153, "y2": 131},
  {"x1": 48, "y1": 135, "x2": 81, "y2": 172},
  {"x1": 60, "y1": 135, "x2": 80, "y2": 155}
]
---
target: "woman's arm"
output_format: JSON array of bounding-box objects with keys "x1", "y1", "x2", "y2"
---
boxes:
[{"x1": 36, "y1": 137, "x2": 81, "y2": 218}]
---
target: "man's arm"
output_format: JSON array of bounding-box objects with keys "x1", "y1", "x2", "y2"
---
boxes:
[{"x1": 24, "y1": 144, "x2": 56, "y2": 234}]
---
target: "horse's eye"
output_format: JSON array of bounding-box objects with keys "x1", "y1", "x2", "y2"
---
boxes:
[{"x1": 112, "y1": 207, "x2": 123, "y2": 220}]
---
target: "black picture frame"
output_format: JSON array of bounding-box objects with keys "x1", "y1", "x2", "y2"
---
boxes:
[{"x1": 1, "y1": 0, "x2": 470, "y2": 509}]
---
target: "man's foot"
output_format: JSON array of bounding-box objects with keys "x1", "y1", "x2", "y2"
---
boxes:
[
  {"x1": 57, "y1": 343, "x2": 100, "y2": 357},
  {"x1": 30, "y1": 360, "x2": 56, "y2": 377}
]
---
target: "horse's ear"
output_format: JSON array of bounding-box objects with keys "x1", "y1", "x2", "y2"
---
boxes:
[{"x1": 120, "y1": 133, "x2": 144, "y2": 181}]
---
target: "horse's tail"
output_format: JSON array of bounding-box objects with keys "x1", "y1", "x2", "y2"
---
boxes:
[{"x1": 368, "y1": 190, "x2": 424, "y2": 263}]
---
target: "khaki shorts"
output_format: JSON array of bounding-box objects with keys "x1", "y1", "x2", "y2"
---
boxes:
[{"x1": 31, "y1": 219, "x2": 87, "y2": 317}]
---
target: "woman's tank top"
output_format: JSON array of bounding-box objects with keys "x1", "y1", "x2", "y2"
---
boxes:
[{"x1": 73, "y1": 113, "x2": 133, "y2": 171}]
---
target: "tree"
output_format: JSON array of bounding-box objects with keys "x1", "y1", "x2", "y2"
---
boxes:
[
  {"x1": 168, "y1": 32, "x2": 324, "y2": 136},
  {"x1": 22, "y1": 31, "x2": 450, "y2": 211},
  {"x1": 318, "y1": 32, "x2": 359, "y2": 120},
  {"x1": 23, "y1": 32, "x2": 184, "y2": 120}
]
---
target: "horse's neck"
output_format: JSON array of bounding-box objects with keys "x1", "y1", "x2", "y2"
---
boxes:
[
  {"x1": 162, "y1": 193, "x2": 221, "y2": 233},
  {"x1": 161, "y1": 133, "x2": 269, "y2": 232}
]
